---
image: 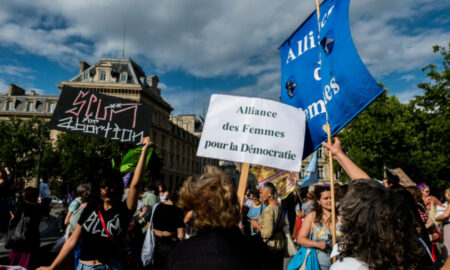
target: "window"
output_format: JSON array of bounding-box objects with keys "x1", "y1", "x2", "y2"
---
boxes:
[
  {"x1": 47, "y1": 103, "x2": 55, "y2": 113},
  {"x1": 318, "y1": 148, "x2": 323, "y2": 158},
  {"x1": 83, "y1": 72, "x2": 89, "y2": 80},
  {"x1": 99, "y1": 71, "x2": 107, "y2": 81},
  {"x1": 318, "y1": 166, "x2": 324, "y2": 179},
  {"x1": 6, "y1": 101, "x2": 13, "y2": 111},
  {"x1": 27, "y1": 102, "x2": 34, "y2": 112},
  {"x1": 120, "y1": 72, "x2": 128, "y2": 82}
]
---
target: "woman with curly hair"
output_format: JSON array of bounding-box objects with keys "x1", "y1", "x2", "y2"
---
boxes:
[
  {"x1": 296, "y1": 185, "x2": 340, "y2": 270},
  {"x1": 167, "y1": 166, "x2": 272, "y2": 270},
  {"x1": 331, "y1": 180, "x2": 428, "y2": 269},
  {"x1": 321, "y1": 137, "x2": 434, "y2": 269}
]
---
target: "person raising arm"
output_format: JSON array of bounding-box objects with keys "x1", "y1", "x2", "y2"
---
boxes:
[
  {"x1": 37, "y1": 136, "x2": 153, "y2": 270},
  {"x1": 321, "y1": 137, "x2": 370, "y2": 180}
]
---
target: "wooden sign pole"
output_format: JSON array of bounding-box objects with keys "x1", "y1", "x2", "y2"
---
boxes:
[
  {"x1": 324, "y1": 123, "x2": 337, "y2": 262},
  {"x1": 315, "y1": 0, "x2": 337, "y2": 262},
  {"x1": 237, "y1": 163, "x2": 250, "y2": 207}
]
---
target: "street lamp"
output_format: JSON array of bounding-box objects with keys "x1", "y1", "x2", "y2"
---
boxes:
[{"x1": 36, "y1": 120, "x2": 45, "y2": 188}]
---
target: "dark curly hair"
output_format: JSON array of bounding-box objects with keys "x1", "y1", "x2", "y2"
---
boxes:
[
  {"x1": 178, "y1": 166, "x2": 240, "y2": 231},
  {"x1": 338, "y1": 179, "x2": 422, "y2": 269},
  {"x1": 312, "y1": 185, "x2": 331, "y2": 225}
]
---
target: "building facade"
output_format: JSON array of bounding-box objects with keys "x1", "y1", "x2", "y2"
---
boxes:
[
  {"x1": 57, "y1": 57, "x2": 217, "y2": 188},
  {"x1": 0, "y1": 84, "x2": 58, "y2": 121}
]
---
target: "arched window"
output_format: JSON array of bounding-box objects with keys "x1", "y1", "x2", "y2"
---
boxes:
[
  {"x1": 6, "y1": 101, "x2": 13, "y2": 111},
  {"x1": 27, "y1": 102, "x2": 34, "y2": 112}
]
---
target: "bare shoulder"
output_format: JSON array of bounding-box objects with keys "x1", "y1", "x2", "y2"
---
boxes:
[{"x1": 305, "y1": 211, "x2": 316, "y2": 221}]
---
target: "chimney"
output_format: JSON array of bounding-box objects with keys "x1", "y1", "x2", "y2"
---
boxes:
[
  {"x1": 147, "y1": 75, "x2": 159, "y2": 88},
  {"x1": 79, "y1": 61, "x2": 90, "y2": 73},
  {"x1": 8, "y1": 84, "x2": 25, "y2": 96},
  {"x1": 30, "y1": 90, "x2": 36, "y2": 96}
]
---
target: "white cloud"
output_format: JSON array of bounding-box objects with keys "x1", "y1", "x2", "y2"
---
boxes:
[
  {"x1": 0, "y1": 65, "x2": 34, "y2": 78},
  {"x1": 393, "y1": 88, "x2": 423, "y2": 104},
  {"x1": 0, "y1": 0, "x2": 448, "y2": 109},
  {"x1": 0, "y1": 78, "x2": 9, "y2": 93},
  {"x1": 400, "y1": 74, "x2": 416, "y2": 82}
]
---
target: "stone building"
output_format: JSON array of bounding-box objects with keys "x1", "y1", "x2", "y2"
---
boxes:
[
  {"x1": 57, "y1": 57, "x2": 217, "y2": 188},
  {"x1": 0, "y1": 84, "x2": 58, "y2": 121}
]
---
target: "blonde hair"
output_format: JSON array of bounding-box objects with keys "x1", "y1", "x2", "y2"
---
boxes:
[{"x1": 178, "y1": 166, "x2": 240, "y2": 231}]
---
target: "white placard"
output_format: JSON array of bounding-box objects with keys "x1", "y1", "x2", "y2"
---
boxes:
[{"x1": 197, "y1": 94, "x2": 306, "y2": 172}]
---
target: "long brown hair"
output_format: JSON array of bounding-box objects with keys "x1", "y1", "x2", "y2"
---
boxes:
[{"x1": 312, "y1": 185, "x2": 330, "y2": 225}]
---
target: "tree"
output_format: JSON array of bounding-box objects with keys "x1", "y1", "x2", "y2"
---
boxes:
[
  {"x1": 53, "y1": 132, "x2": 163, "y2": 192},
  {"x1": 0, "y1": 116, "x2": 51, "y2": 184},
  {"x1": 410, "y1": 43, "x2": 450, "y2": 190},
  {"x1": 337, "y1": 92, "x2": 414, "y2": 180},
  {"x1": 337, "y1": 43, "x2": 450, "y2": 191}
]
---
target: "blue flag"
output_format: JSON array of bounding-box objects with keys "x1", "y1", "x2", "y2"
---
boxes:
[
  {"x1": 280, "y1": 0, "x2": 383, "y2": 158},
  {"x1": 300, "y1": 151, "x2": 319, "y2": 188}
]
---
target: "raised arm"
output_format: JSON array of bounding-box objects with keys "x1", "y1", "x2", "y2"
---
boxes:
[
  {"x1": 127, "y1": 137, "x2": 153, "y2": 211},
  {"x1": 37, "y1": 224, "x2": 83, "y2": 270},
  {"x1": 322, "y1": 137, "x2": 370, "y2": 181}
]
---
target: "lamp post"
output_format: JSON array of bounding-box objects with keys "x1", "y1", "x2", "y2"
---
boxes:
[{"x1": 36, "y1": 121, "x2": 44, "y2": 188}]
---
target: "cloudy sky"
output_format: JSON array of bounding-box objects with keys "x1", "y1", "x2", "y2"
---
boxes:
[{"x1": 0, "y1": 0, "x2": 448, "y2": 115}]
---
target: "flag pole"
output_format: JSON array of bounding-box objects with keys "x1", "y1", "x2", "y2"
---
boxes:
[
  {"x1": 315, "y1": 0, "x2": 337, "y2": 261},
  {"x1": 324, "y1": 123, "x2": 337, "y2": 262},
  {"x1": 237, "y1": 163, "x2": 250, "y2": 207}
]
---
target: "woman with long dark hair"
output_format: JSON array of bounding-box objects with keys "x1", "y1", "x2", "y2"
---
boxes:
[
  {"x1": 296, "y1": 185, "x2": 340, "y2": 270},
  {"x1": 331, "y1": 180, "x2": 426, "y2": 269},
  {"x1": 38, "y1": 136, "x2": 153, "y2": 270},
  {"x1": 321, "y1": 137, "x2": 434, "y2": 269}
]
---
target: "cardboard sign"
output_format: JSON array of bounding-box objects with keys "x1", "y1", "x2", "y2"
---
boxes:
[
  {"x1": 49, "y1": 86, "x2": 152, "y2": 145},
  {"x1": 197, "y1": 94, "x2": 306, "y2": 172}
]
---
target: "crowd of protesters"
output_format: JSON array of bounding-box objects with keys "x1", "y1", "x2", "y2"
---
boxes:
[{"x1": 0, "y1": 136, "x2": 449, "y2": 269}]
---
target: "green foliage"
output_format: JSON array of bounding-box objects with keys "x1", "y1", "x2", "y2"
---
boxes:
[
  {"x1": 338, "y1": 43, "x2": 450, "y2": 193},
  {"x1": 410, "y1": 43, "x2": 450, "y2": 191},
  {"x1": 54, "y1": 132, "x2": 163, "y2": 191},
  {"x1": 0, "y1": 116, "x2": 50, "y2": 182}
]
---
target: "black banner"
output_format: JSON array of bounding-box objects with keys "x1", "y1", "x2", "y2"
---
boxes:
[{"x1": 49, "y1": 86, "x2": 152, "y2": 145}]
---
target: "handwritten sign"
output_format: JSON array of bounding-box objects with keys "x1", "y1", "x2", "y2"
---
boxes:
[
  {"x1": 197, "y1": 94, "x2": 306, "y2": 172},
  {"x1": 49, "y1": 86, "x2": 152, "y2": 145}
]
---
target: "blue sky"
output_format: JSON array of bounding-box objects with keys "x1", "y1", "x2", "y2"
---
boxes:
[{"x1": 0, "y1": 0, "x2": 448, "y2": 116}]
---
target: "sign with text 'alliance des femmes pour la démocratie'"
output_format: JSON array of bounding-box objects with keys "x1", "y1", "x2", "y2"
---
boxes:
[
  {"x1": 280, "y1": 0, "x2": 383, "y2": 159},
  {"x1": 49, "y1": 86, "x2": 152, "y2": 145},
  {"x1": 197, "y1": 94, "x2": 306, "y2": 172}
]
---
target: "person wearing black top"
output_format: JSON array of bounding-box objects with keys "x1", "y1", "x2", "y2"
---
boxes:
[
  {"x1": 0, "y1": 166, "x2": 13, "y2": 239},
  {"x1": 38, "y1": 136, "x2": 153, "y2": 270},
  {"x1": 152, "y1": 192, "x2": 185, "y2": 270},
  {"x1": 167, "y1": 166, "x2": 273, "y2": 270},
  {"x1": 7, "y1": 187, "x2": 43, "y2": 269}
]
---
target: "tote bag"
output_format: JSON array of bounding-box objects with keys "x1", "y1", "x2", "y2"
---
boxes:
[
  {"x1": 5, "y1": 211, "x2": 29, "y2": 249},
  {"x1": 141, "y1": 203, "x2": 159, "y2": 266}
]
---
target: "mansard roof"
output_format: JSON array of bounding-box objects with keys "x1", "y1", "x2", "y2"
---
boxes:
[
  {"x1": 0, "y1": 88, "x2": 58, "y2": 115},
  {"x1": 70, "y1": 57, "x2": 151, "y2": 86}
]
